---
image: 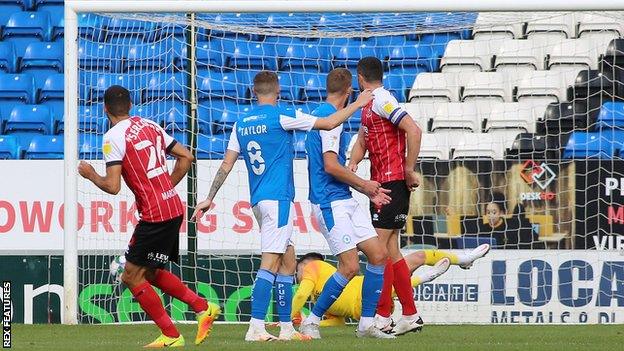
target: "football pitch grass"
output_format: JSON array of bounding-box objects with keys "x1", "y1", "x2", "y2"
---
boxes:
[{"x1": 10, "y1": 323, "x2": 622, "y2": 351}]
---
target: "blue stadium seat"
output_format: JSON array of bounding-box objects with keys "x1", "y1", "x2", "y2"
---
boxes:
[
  {"x1": 261, "y1": 13, "x2": 309, "y2": 30},
  {"x1": 38, "y1": 73, "x2": 63, "y2": 121},
  {"x1": 78, "y1": 41, "x2": 123, "y2": 72},
  {"x1": 196, "y1": 41, "x2": 222, "y2": 70},
  {"x1": 199, "y1": 13, "x2": 260, "y2": 40},
  {"x1": 4, "y1": 104, "x2": 52, "y2": 135},
  {"x1": 170, "y1": 130, "x2": 188, "y2": 148},
  {"x1": 0, "y1": 1, "x2": 34, "y2": 27},
  {"x1": 302, "y1": 73, "x2": 328, "y2": 101},
  {"x1": 35, "y1": 0, "x2": 64, "y2": 22},
  {"x1": 79, "y1": 133, "x2": 103, "y2": 160},
  {"x1": 343, "y1": 108, "x2": 361, "y2": 132},
  {"x1": 197, "y1": 70, "x2": 242, "y2": 101},
  {"x1": 197, "y1": 133, "x2": 227, "y2": 159},
  {"x1": 277, "y1": 72, "x2": 303, "y2": 101},
  {"x1": 293, "y1": 131, "x2": 306, "y2": 158},
  {"x1": 366, "y1": 35, "x2": 409, "y2": 47},
  {"x1": 104, "y1": 17, "x2": 156, "y2": 44},
  {"x1": 222, "y1": 40, "x2": 278, "y2": 71},
  {"x1": 123, "y1": 43, "x2": 175, "y2": 73},
  {"x1": 386, "y1": 43, "x2": 438, "y2": 72},
  {"x1": 161, "y1": 107, "x2": 188, "y2": 133},
  {"x1": 384, "y1": 73, "x2": 417, "y2": 103},
  {"x1": 52, "y1": 13, "x2": 63, "y2": 41},
  {"x1": 417, "y1": 32, "x2": 464, "y2": 57},
  {"x1": 235, "y1": 69, "x2": 261, "y2": 100},
  {"x1": 24, "y1": 134, "x2": 62, "y2": 159},
  {"x1": 197, "y1": 100, "x2": 248, "y2": 135},
  {"x1": 275, "y1": 42, "x2": 330, "y2": 72},
  {"x1": 563, "y1": 131, "x2": 617, "y2": 159},
  {"x1": 0, "y1": 135, "x2": 20, "y2": 159},
  {"x1": 2, "y1": 11, "x2": 52, "y2": 56},
  {"x1": 0, "y1": 73, "x2": 35, "y2": 119},
  {"x1": 332, "y1": 44, "x2": 377, "y2": 69},
  {"x1": 57, "y1": 105, "x2": 106, "y2": 134},
  {"x1": 78, "y1": 13, "x2": 105, "y2": 41},
  {"x1": 20, "y1": 42, "x2": 63, "y2": 88},
  {"x1": 0, "y1": 43, "x2": 17, "y2": 73},
  {"x1": 86, "y1": 73, "x2": 136, "y2": 103},
  {"x1": 597, "y1": 102, "x2": 624, "y2": 129},
  {"x1": 143, "y1": 73, "x2": 186, "y2": 102}
]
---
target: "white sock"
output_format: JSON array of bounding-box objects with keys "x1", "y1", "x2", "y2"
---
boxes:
[
  {"x1": 359, "y1": 316, "x2": 374, "y2": 331},
  {"x1": 250, "y1": 318, "x2": 266, "y2": 331},
  {"x1": 457, "y1": 253, "x2": 471, "y2": 265},
  {"x1": 280, "y1": 321, "x2": 294, "y2": 331},
  {"x1": 306, "y1": 313, "x2": 322, "y2": 325}
]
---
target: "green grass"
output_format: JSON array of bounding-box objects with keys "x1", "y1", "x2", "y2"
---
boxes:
[{"x1": 10, "y1": 324, "x2": 623, "y2": 351}]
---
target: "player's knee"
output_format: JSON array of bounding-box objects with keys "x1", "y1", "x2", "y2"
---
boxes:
[
  {"x1": 369, "y1": 247, "x2": 388, "y2": 266},
  {"x1": 341, "y1": 261, "x2": 360, "y2": 280}
]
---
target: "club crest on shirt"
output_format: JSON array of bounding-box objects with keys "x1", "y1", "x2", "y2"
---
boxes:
[{"x1": 342, "y1": 235, "x2": 351, "y2": 244}]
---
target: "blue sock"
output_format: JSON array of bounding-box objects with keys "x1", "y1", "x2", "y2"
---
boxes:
[
  {"x1": 251, "y1": 269, "x2": 275, "y2": 321},
  {"x1": 311, "y1": 272, "x2": 349, "y2": 318},
  {"x1": 361, "y1": 263, "x2": 385, "y2": 318},
  {"x1": 273, "y1": 274, "x2": 293, "y2": 322}
]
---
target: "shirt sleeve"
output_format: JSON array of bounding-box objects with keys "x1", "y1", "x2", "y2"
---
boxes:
[
  {"x1": 145, "y1": 119, "x2": 176, "y2": 153},
  {"x1": 279, "y1": 110, "x2": 318, "y2": 131},
  {"x1": 372, "y1": 90, "x2": 409, "y2": 126},
  {"x1": 291, "y1": 279, "x2": 315, "y2": 320},
  {"x1": 320, "y1": 124, "x2": 343, "y2": 154},
  {"x1": 102, "y1": 131, "x2": 125, "y2": 167},
  {"x1": 226, "y1": 123, "x2": 240, "y2": 152}
]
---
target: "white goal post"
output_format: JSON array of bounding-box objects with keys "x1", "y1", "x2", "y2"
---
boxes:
[{"x1": 63, "y1": 0, "x2": 624, "y2": 325}]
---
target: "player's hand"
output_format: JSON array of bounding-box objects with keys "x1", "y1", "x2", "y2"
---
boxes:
[
  {"x1": 361, "y1": 180, "x2": 382, "y2": 197},
  {"x1": 292, "y1": 312, "x2": 302, "y2": 326},
  {"x1": 353, "y1": 89, "x2": 374, "y2": 108},
  {"x1": 348, "y1": 161, "x2": 358, "y2": 173},
  {"x1": 369, "y1": 187, "x2": 392, "y2": 207},
  {"x1": 405, "y1": 170, "x2": 420, "y2": 191},
  {"x1": 77, "y1": 161, "x2": 95, "y2": 180},
  {"x1": 191, "y1": 199, "x2": 213, "y2": 222}
]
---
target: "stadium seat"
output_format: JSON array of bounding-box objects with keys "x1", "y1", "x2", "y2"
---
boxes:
[
  {"x1": 577, "y1": 13, "x2": 624, "y2": 43},
  {"x1": 143, "y1": 73, "x2": 186, "y2": 102},
  {"x1": 57, "y1": 104, "x2": 106, "y2": 134},
  {"x1": 79, "y1": 133, "x2": 103, "y2": 160},
  {"x1": 275, "y1": 41, "x2": 330, "y2": 72},
  {"x1": 597, "y1": 102, "x2": 624, "y2": 129},
  {"x1": 77, "y1": 13, "x2": 106, "y2": 41},
  {"x1": 431, "y1": 102, "x2": 479, "y2": 132},
  {"x1": 0, "y1": 135, "x2": 20, "y2": 159},
  {"x1": 572, "y1": 69, "x2": 621, "y2": 100},
  {"x1": 104, "y1": 16, "x2": 157, "y2": 44},
  {"x1": 494, "y1": 38, "x2": 557, "y2": 72},
  {"x1": 52, "y1": 16, "x2": 63, "y2": 41},
  {"x1": 161, "y1": 107, "x2": 188, "y2": 133},
  {"x1": 0, "y1": 73, "x2": 35, "y2": 119},
  {"x1": 333, "y1": 43, "x2": 377, "y2": 70},
  {"x1": 86, "y1": 73, "x2": 136, "y2": 103},
  {"x1": 0, "y1": 43, "x2": 17, "y2": 73},
  {"x1": 197, "y1": 133, "x2": 227, "y2": 160},
  {"x1": 35, "y1": 0, "x2": 63, "y2": 21},
  {"x1": 484, "y1": 129, "x2": 522, "y2": 152},
  {"x1": 197, "y1": 70, "x2": 242, "y2": 101},
  {"x1": 505, "y1": 133, "x2": 548, "y2": 160},
  {"x1": 461, "y1": 72, "x2": 512, "y2": 102},
  {"x1": 401, "y1": 101, "x2": 440, "y2": 131},
  {"x1": 366, "y1": 35, "x2": 409, "y2": 48},
  {"x1": 302, "y1": 73, "x2": 328, "y2": 101},
  {"x1": 483, "y1": 102, "x2": 538, "y2": 133},
  {"x1": 548, "y1": 38, "x2": 612, "y2": 71},
  {"x1": 24, "y1": 134, "x2": 62, "y2": 159},
  {"x1": 343, "y1": 108, "x2": 361, "y2": 132},
  {"x1": 440, "y1": 39, "x2": 502, "y2": 72},
  {"x1": 38, "y1": 73, "x2": 63, "y2": 121},
  {"x1": 293, "y1": 131, "x2": 306, "y2": 158},
  {"x1": 386, "y1": 43, "x2": 438, "y2": 73},
  {"x1": 417, "y1": 32, "x2": 464, "y2": 57},
  {"x1": 2, "y1": 11, "x2": 52, "y2": 56},
  {"x1": 277, "y1": 72, "x2": 303, "y2": 101},
  {"x1": 4, "y1": 104, "x2": 52, "y2": 135},
  {"x1": 418, "y1": 133, "x2": 451, "y2": 160},
  {"x1": 451, "y1": 133, "x2": 504, "y2": 159},
  {"x1": 563, "y1": 131, "x2": 618, "y2": 159},
  {"x1": 0, "y1": 1, "x2": 34, "y2": 27},
  {"x1": 408, "y1": 72, "x2": 459, "y2": 102},
  {"x1": 516, "y1": 70, "x2": 579, "y2": 105},
  {"x1": 472, "y1": 12, "x2": 527, "y2": 40},
  {"x1": 537, "y1": 102, "x2": 594, "y2": 146},
  {"x1": 196, "y1": 41, "x2": 223, "y2": 70},
  {"x1": 602, "y1": 39, "x2": 624, "y2": 68},
  {"x1": 525, "y1": 13, "x2": 576, "y2": 40},
  {"x1": 19, "y1": 42, "x2": 63, "y2": 88},
  {"x1": 78, "y1": 41, "x2": 123, "y2": 73},
  {"x1": 384, "y1": 73, "x2": 415, "y2": 103},
  {"x1": 202, "y1": 100, "x2": 250, "y2": 135},
  {"x1": 222, "y1": 40, "x2": 278, "y2": 71},
  {"x1": 123, "y1": 43, "x2": 175, "y2": 73}
]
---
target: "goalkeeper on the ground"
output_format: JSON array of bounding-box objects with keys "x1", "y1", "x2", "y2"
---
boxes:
[{"x1": 291, "y1": 245, "x2": 489, "y2": 326}]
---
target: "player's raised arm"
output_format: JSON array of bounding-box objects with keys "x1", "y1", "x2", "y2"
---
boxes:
[
  {"x1": 312, "y1": 89, "x2": 373, "y2": 130},
  {"x1": 191, "y1": 124, "x2": 240, "y2": 221},
  {"x1": 347, "y1": 127, "x2": 367, "y2": 173}
]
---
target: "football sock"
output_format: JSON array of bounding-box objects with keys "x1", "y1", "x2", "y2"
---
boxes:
[
  {"x1": 392, "y1": 258, "x2": 417, "y2": 316},
  {"x1": 423, "y1": 249, "x2": 460, "y2": 265},
  {"x1": 250, "y1": 269, "x2": 275, "y2": 321},
  {"x1": 310, "y1": 272, "x2": 349, "y2": 323},
  {"x1": 360, "y1": 263, "x2": 385, "y2": 331},
  {"x1": 375, "y1": 258, "x2": 394, "y2": 318},
  {"x1": 131, "y1": 281, "x2": 179, "y2": 338},
  {"x1": 273, "y1": 274, "x2": 294, "y2": 323},
  {"x1": 151, "y1": 269, "x2": 208, "y2": 313}
]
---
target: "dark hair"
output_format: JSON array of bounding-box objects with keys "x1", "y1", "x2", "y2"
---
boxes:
[
  {"x1": 327, "y1": 68, "x2": 352, "y2": 95},
  {"x1": 296, "y1": 252, "x2": 324, "y2": 266},
  {"x1": 356, "y1": 56, "x2": 383, "y2": 83},
  {"x1": 253, "y1": 70, "x2": 279, "y2": 96},
  {"x1": 489, "y1": 192, "x2": 507, "y2": 213},
  {"x1": 104, "y1": 85, "x2": 132, "y2": 117}
]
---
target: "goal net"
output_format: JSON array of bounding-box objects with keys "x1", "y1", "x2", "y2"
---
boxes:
[{"x1": 69, "y1": 10, "x2": 624, "y2": 325}]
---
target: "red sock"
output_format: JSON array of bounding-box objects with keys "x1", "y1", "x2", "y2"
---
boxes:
[
  {"x1": 131, "y1": 281, "x2": 179, "y2": 338},
  {"x1": 376, "y1": 259, "x2": 394, "y2": 318},
  {"x1": 150, "y1": 269, "x2": 208, "y2": 313},
  {"x1": 392, "y1": 259, "x2": 417, "y2": 316}
]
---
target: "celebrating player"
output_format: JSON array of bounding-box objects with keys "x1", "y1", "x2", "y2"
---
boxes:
[
  {"x1": 299, "y1": 68, "x2": 393, "y2": 339},
  {"x1": 293, "y1": 244, "x2": 490, "y2": 326},
  {"x1": 78, "y1": 86, "x2": 219, "y2": 348},
  {"x1": 349, "y1": 56, "x2": 424, "y2": 335},
  {"x1": 191, "y1": 71, "x2": 373, "y2": 341}
]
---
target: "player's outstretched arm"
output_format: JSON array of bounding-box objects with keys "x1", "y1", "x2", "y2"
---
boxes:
[
  {"x1": 168, "y1": 142, "x2": 194, "y2": 187},
  {"x1": 191, "y1": 149, "x2": 239, "y2": 221},
  {"x1": 323, "y1": 151, "x2": 390, "y2": 207},
  {"x1": 347, "y1": 127, "x2": 367, "y2": 172},
  {"x1": 398, "y1": 115, "x2": 423, "y2": 191},
  {"x1": 313, "y1": 90, "x2": 373, "y2": 130},
  {"x1": 291, "y1": 279, "x2": 315, "y2": 321},
  {"x1": 78, "y1": 161, "x2": 122, "y2": 195}
]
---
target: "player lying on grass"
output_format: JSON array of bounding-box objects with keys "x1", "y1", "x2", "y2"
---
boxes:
[
  {"x1": 192, "y1": 71, "x2": 373, "y2": 342},
  {"x1": 298, "y1": 68, "x2": 393, "y2": 339},
  {"x1": 292, "y1": 244, "x2": 490, "y2": 327},
  {"x1": 78, "y1": 85, "x2": 219, "y2": 348}
]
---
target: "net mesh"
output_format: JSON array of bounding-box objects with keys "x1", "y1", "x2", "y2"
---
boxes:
[{"x1": 73, "y1": 11, "x2": 624, "y2": 324}]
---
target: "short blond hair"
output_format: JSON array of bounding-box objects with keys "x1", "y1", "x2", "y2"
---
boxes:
[{"x1": 253, "y1": 71, "x2": 279, "y2": 96}]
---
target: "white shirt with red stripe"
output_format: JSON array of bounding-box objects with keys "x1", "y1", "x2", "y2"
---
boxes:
[
  {"x1": 103, "y1": 116, "x2": 184, "y2": 222},
  {"x1": 361, "y1": 87, "x2": 408, "y2": 184}
]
